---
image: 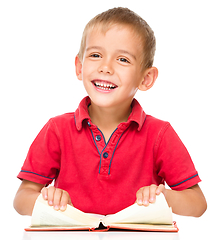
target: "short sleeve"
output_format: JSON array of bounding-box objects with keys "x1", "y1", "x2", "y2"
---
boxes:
[
  {"x1": 17, "y1": 119, "x2": 61, "y2": 185},
  {"x1": 154, "y1": 123, "x2": 201, "y2": 191}
]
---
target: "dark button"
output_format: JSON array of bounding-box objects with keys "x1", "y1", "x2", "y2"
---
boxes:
[
  {"x1": 103, "y1": 152, "x2": 109, "y2": 158},
  {"x1": 96, "y1": 135, "x2": 101, "y2": 141},
  {"x1": 87, "y1": 121, "x2": 91, "y2": 127}
]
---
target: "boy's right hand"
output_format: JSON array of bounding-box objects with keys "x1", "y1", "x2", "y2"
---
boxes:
[{"x1": 41, "y1": 186, "x2": 73, "y2": 211}]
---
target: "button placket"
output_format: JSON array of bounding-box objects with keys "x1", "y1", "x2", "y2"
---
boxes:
[
  {"x1": 89, "y1": 123, "x2": 128, "y2": 176},
  {"x1": 89, "y1": 125, "x2": 106, "y2": 154}
]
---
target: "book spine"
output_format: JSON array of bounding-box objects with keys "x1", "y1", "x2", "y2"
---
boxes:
[{"x1": 89, "y1": 226, "x2": 110, "y2": 232}]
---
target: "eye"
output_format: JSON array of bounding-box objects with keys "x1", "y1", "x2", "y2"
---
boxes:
[
  {"x1": 90, "y1": 53, "x2": 101, "y2": 58},
  {"x1": 118, "y1": 57, "x2": 130, "y2": 63}
]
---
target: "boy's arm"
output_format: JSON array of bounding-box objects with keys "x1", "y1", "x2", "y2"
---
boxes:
[
  {"x1": 136, "y1": 184, "x2": 207, "y2": 217},
  {"x1": 13, "y1": 180, "x2": 44, "y2": 216},
  {"x1": 14, "y1": 180, "x2": 73, "y2": 216},
  {"x1": 164, "y1": 184, "x2": 207, "y2": 217}
]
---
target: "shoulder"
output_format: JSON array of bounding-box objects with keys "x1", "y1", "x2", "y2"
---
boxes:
[
  {"x1": 141, "y1": 115, "x2": 174, "y2": 148},
  {"x1": 143, "y1": 115, "x2": 170, "y2": 132},
  {"x1": 46, "y1": 112, "x2": 76, "y2": 131},
  {"x1": 50, "y1": 112, "x2": 75, "y2": 122}
]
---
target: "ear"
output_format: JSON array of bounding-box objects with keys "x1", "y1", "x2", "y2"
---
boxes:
[
  {"x1": 138, "y1": 67, "x2": 158, "y2": 91},
  {"x1": 75, "y1": 55, "x2": 83, "y2": 80}
]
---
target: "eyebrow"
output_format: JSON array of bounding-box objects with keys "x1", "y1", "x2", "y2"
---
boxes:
[
  {"x1": 86, "y1": 46, "x2": 137, "y2": 60},
  {"x1": 116, "y1": 49, "x2": 137, "y2": 60},
  {"x1": 86, "y1": 46, "x2": 103, "y2": 52}
]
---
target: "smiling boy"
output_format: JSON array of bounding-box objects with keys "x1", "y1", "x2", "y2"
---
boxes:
[{"x1": 14, "y1": 7, "x2": 207, "y2": 217}]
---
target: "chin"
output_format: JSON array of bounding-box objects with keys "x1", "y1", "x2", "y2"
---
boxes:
[{"x1": 89, "y1": 95, "x2": 119, "y2": 108}]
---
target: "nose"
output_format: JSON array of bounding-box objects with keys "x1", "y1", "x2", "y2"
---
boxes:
[{"x1": 98, "y1": 59, "x2": 114, "y2": 75}]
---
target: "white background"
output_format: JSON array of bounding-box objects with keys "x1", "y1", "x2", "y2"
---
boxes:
[{"x1": 1, "y1": 0, "x2": 212, "y2": 239}]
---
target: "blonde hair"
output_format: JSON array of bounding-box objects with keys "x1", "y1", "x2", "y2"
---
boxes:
[{"x1": 78, "y1": 7, "x2": 156, "y2": 71}]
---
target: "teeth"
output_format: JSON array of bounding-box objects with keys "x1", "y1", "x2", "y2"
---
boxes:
[{"x1": 93, "y1": 81, "x2": 116, "y2": 89}]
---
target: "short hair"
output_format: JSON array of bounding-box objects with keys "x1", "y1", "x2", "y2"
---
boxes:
[{"x1": 78, "y1": 7, "x2": 156, "y2": 71}]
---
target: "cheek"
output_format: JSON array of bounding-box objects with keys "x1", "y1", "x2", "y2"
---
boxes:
[
  {"x1": 126, "y1": 86, "x2": 139, "y2": 97},
  {"x1": 81, "y1": 61, "x2": 95, "y2": 79},
  {"x1": 121, "y1": 71, "x2": 139, "y2": 90},
  {"x1": 124, "y1": 81, "x2": 140, "y2": 98},
  {"x1": 81, "y1": 64, "x2": 87, "y2": 79}
]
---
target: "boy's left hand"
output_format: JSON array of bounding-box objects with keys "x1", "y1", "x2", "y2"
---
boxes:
[{"x1": 136, "y1": 184, "x2": 165, "y2": 206}]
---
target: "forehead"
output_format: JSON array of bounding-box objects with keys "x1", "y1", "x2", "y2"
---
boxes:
[{"x1": 85, "y1": 25, "x2": 142, "y2": 57}]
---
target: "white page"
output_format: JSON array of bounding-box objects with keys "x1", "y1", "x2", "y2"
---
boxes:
[
  {"x1": 31, "y1": 194, "x2": 100, "y2": 227},
  {"x1": 103, "y1": 194, "x2": 173, "y2": 225}
]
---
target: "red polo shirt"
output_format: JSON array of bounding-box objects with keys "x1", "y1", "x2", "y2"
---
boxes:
[{"x1": 17, "y1": 96, "x2": 201, "y2": 215}]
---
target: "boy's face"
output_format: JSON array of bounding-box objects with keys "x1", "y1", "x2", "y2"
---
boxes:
[{"x1": 76, "y1": 25, "x2": 145, "y2": 110}]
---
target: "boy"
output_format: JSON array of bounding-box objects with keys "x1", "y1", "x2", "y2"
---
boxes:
[{"x1": 14, "y1": 7, "x2": 207, "y2": 217}]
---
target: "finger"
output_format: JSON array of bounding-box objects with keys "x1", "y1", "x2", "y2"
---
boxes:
[
  {"x1": 136, "y1": 188, "x2": 143, "y2": 206},
  {"x1": 149, "y1": 184, "x2": 158, "y2": 203},
  {"x1": 53, "y1": 188, "x2": 63, "y2": 210},
  {"x1": 47, "y1": 186, "x2": 56, "y2": 206},
  {"x1": 41, "y1": 187, "x2": 48, "y2": 200},
  {"x1": 156, "y1": 184, "x2": 165, "y2": 195},
  {"x1": 136, "y1": 187, "x2": 150, "y2": 206},
  {"x1": 60, "y1": 191, "x2": 71, "y2": 211},
  {"x1": 141, "y1": 187, "x2": 150, "y2": 206}
]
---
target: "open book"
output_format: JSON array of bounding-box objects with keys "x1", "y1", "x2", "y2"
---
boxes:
[{"x1": 25, "y1": 194, "x2": 178, "y2": 232}]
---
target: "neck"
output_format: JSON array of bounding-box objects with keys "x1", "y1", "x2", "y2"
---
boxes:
[{"x1": 88, "y1": 101, "x2": 132, "y2": 130}]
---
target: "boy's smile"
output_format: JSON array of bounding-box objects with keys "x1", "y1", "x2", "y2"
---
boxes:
[
  {"x1": 76, "y1": 25, "x2": 145, "y2": 110},
  {"x1": 92, "y1": 79, "x2": 118, "y2": 92}
]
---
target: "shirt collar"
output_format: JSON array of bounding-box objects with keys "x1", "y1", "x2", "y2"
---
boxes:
[
  {"x1": 128, "y1": 98, "x2": 146, "y2": 131},
  {"x1": 74, "y1": 96, "x2": 146, "y2": 131}
]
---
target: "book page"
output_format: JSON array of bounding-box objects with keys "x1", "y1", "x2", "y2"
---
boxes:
[
  {"x1": 106, "y1": 223, "x2": 175, "y2": 231},
  {"x1": 103, "y1": 194, "x2": 173, "y2": 225},
  {"x1": 31, "y1": 194, "x2": 100, "y2": 228}
]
